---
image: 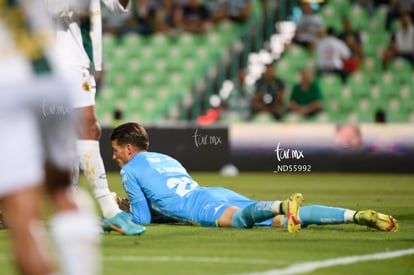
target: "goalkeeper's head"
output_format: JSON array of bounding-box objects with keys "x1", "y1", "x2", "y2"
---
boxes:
[{"x1": 110, "y1": 122, "x2": 149, "y2": 167}]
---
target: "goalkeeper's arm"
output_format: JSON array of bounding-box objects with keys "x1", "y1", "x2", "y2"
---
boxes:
[
  {"x1": 111, "y1": 193, "x2": 151, "y2": 224},
  {"x1": 112, "y1": 194, "x2": 179, "y2": 224},
  {"x1": 130, "y1": 200, "x2": 151, "y2": 224}
]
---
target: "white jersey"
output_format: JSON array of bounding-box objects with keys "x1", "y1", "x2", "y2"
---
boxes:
[
  {"x1": 316, "y1": 35, "x2": 351, "y2": 70},
  {"x1": 0, "y1": 0, "x2": 65, "y2": 84},
  {"x1": 47, "y1": 0, "x2": 129, "y2": 71},
  {"x1": 0, "y1": 0, "x2": 77, "y2": 196},
  {"x1": 395, "y1": 24, "x2": 414, "y2": 53}
]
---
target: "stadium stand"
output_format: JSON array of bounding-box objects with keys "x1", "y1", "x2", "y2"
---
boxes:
[{"x1": 96, "y1": 0, "x2": 413, "y2": 125}]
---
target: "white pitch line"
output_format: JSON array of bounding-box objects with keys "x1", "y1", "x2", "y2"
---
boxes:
[
  {"x1": 0, "y1": 254, "x2": 281, "y2": 265},
  {"x1": 1, "y1": 248, "x2": 413, "y2": 274},
  {"x1": 0, "y1": 255, "x2": 283, "y2": 274},
  {"x1": 244, "y1": 248, "x2": 414, "y2": 275},
  {"x1": 104, "y1": 256, "x2": 282, "y2": 265}
]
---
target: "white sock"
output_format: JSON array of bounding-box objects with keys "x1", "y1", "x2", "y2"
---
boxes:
[
  {"x1": 77, "y1": 140, "x2": 121, "y2": 218},
  {"x1": 344, "y1": 209, "x2": 357, "y2": 223},
  {"x1": 270, "y1": 201, "x2": 282, "y2": 214},
  {"x1": 49, "y1": 210, "x2": 101, "y2": 275}
]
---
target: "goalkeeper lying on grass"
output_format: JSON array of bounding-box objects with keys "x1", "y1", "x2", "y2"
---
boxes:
[
  {"x1": 103, "y1": 122, "x2": 399, "y2": 233},
  {"x1": 111, "y1": 194, "x2": 399, "y2": 232}
]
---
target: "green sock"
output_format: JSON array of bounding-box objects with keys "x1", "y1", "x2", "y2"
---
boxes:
[{"x1": 231, "y1": 201, "x2": 277, "y2": 228}]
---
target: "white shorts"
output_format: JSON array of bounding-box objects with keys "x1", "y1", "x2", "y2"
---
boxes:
[
  {"x1": 0, "y1": 75, "x2": 77, "y2": 197},
  {"x1": 70, "y1": 66, "x2": 97, "y2": 108}
]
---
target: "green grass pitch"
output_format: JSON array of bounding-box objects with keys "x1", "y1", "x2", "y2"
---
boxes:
[{"x1": 1, "y1": 172, "x2": 413, "y2": 274}]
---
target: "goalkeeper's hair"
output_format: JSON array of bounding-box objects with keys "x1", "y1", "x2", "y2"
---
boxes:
[{"x1": 111, "y1": 122, "x2": 149, "y2": 150}]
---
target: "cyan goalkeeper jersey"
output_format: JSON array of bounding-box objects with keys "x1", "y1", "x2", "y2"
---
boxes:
[{"x1": 120, "y1": 152, "x2": 263, "y2": 227}]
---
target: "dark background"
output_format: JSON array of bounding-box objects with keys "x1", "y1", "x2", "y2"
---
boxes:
[{"x1": 101, "y1": 126, "x2": 414, "y2": 173}]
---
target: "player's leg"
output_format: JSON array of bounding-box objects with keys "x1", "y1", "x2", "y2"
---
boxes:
[
  {"x1": 274, "y1": 205, "x2": 349, "y2": 228},
  {"x1": 211, "y1": 188, "x2": 274, "y2": 227},
  {"x1": 71, "y1": 68, "x2": 120, "y2": 218},
  {"x1": 76, "y1": 104, "x2": 121, "y2": 218},
  {"x1": 46, "y1": 164, "x2": 101, "y2": 275},
  {"x1": 219, "y1": 193, "x2": 304, "y2": 232},
  {"x1": 0, "y1": 109, "x2": 55, "y2": 274},
  {"x1": 73, "y1": 68, "x2": 144, "y2": 235},
  {"x1": 1, "y1": 186, "x2": 55, "y2": 275},
  {"x1": 41, "y1": 82, "x2": 102, "y2": 274},
  {"x1": 274, "y1": 205, "x2": 399, "y2": 231}
]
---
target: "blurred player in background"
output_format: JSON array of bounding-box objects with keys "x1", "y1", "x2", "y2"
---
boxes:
[
  {"x1": 334, "y1": 124, "x2": 363, "y2": 149},
  {"x1": 0, "y1": 0, "x2": 100, "y2": 274},
  {"x1": 108, "y1": 122, "x2": 304, "y2": 232},
  {"x1": 46, "y1": 0, "x2": 145, "y2": 235}
]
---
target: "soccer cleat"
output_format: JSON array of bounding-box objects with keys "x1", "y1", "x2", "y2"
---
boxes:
[
  {"x1": 101, "y1": 218, "x2": 112, "y2": 233},
  {"x1": 354, "y1": 210, "x2": 399, "y2": 232},
  {"x1": 282, "y1": 193, "x2": 304, "y2": 233},
  {"x1": 102, "y1": 211, "x2": 146, "y2": 236}
]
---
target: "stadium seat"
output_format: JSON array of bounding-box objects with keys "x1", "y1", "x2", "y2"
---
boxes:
[
  {"x1": 370, "y1": 5, "x2": 387, "y2": 31},
  {"x1": 346, "y1": 72, "x2": 373, "y2": 98},
  {"x1": 399, "y1": 83, "x2": 414, "y2": 110},
  {"x1": 194, "y1": 45, "x2": 217, "y2": 70},
  {"x1": 356, "y1": 97, "x2": 376, "y2": 123},
  {"x1": 408, "y1": 111, "x2": 414, "y2": 123},
  {"x1": 136, "y1": 45, "x2": 157, "y2": 64},
  {"x1": 361, "y1": 56, "x2": 380, "y2": 75},
  {"x1": 313, "y1": 112, "x2": 331, "y2": 123},
  {"x1": 123, "y1": 91, "x2": 153, "y2": 122},
  {"x1": 95, "y1": 86, "x2": 117, "y2": 121},
  {"x1": 276, "y1": 59, "x2": 298, "y2": 86},
  {"x1": 362, "y1": 33, "x2": 378, "y2": 57},
  {"x1": 320, "y1": 5, "x2": 342, "y2": 32},
  {"x1": 385, "y1": 97, "x2": 408, "y2": 122},
  {"x1": 369, "y1": 85, "x2": 388, "y2": 111},
  {"x1": 388, "y1": 59, "x2": 413, "y2": 84},
  {"x1": 251, "y1": 112, "x2": 277, "y2": 123},
  {"x1": 102, "y1": 33, "x2": 119, "y2": 60},
  {"x1": 175, "y1": 33, "x2": 198, "y2": 57},
  {"x1": 215, "y1": 20, "x2": 239, "y2": 41},
  {"x1": 148, "y1": 33, "x2": 172, "y2": 58},
  {"x1": 331, "y1": 0, "x2": 351, "y2": 12},
  {"x1": 377, "y1": 72, "x2": 399, "y2": 98},
  {"x1": 220, "y1": 111, "x2": 245, "y2": 124},
  {"x1": 349, "y1": 5, "x2": 369, "y2": 30},
  {"x1": 165, "y1": 45, "x2": 186, "y2": 70},
  {"x1": 282, "y1": 112, "x2": 306, "y2": 123},
  {"x1": 324, "y1": 98, "x2": 342, "y2": 116},
  {"x1": 282, "y1": 45, "x2": 309, "y2": 69},
  {"x1": 320, "y1": 74, "x2": 343, "y2": 97},
  {"x1": 122, "y1": 33, "x2": 147, "y2": 55},
  {"x1": 106, "y1": 70, "x2": 135, "y2": 94},
  {"x1": 204, "y1": 32, "x2": 225, "y2": 51},
  {"x1": 106, "y1": 46, "x2": 130, "y2": 71},
  {"x1": 338, "y1": 85, "x2": 356, "y2": 107}
]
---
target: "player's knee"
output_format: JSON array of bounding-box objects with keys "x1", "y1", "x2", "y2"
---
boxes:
[
  {"x1": 231, "y1": 210, "x2": 253, "y2": 228},
  {"x1": 80, "y1": 120, "x2": 101, "y2": 140},
  {"x1": 89, "y1": 121, "x2": 101, "y2": 140},
  {"x1": 77, "y1": 106, "x2": 101, "y2": 140}
]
